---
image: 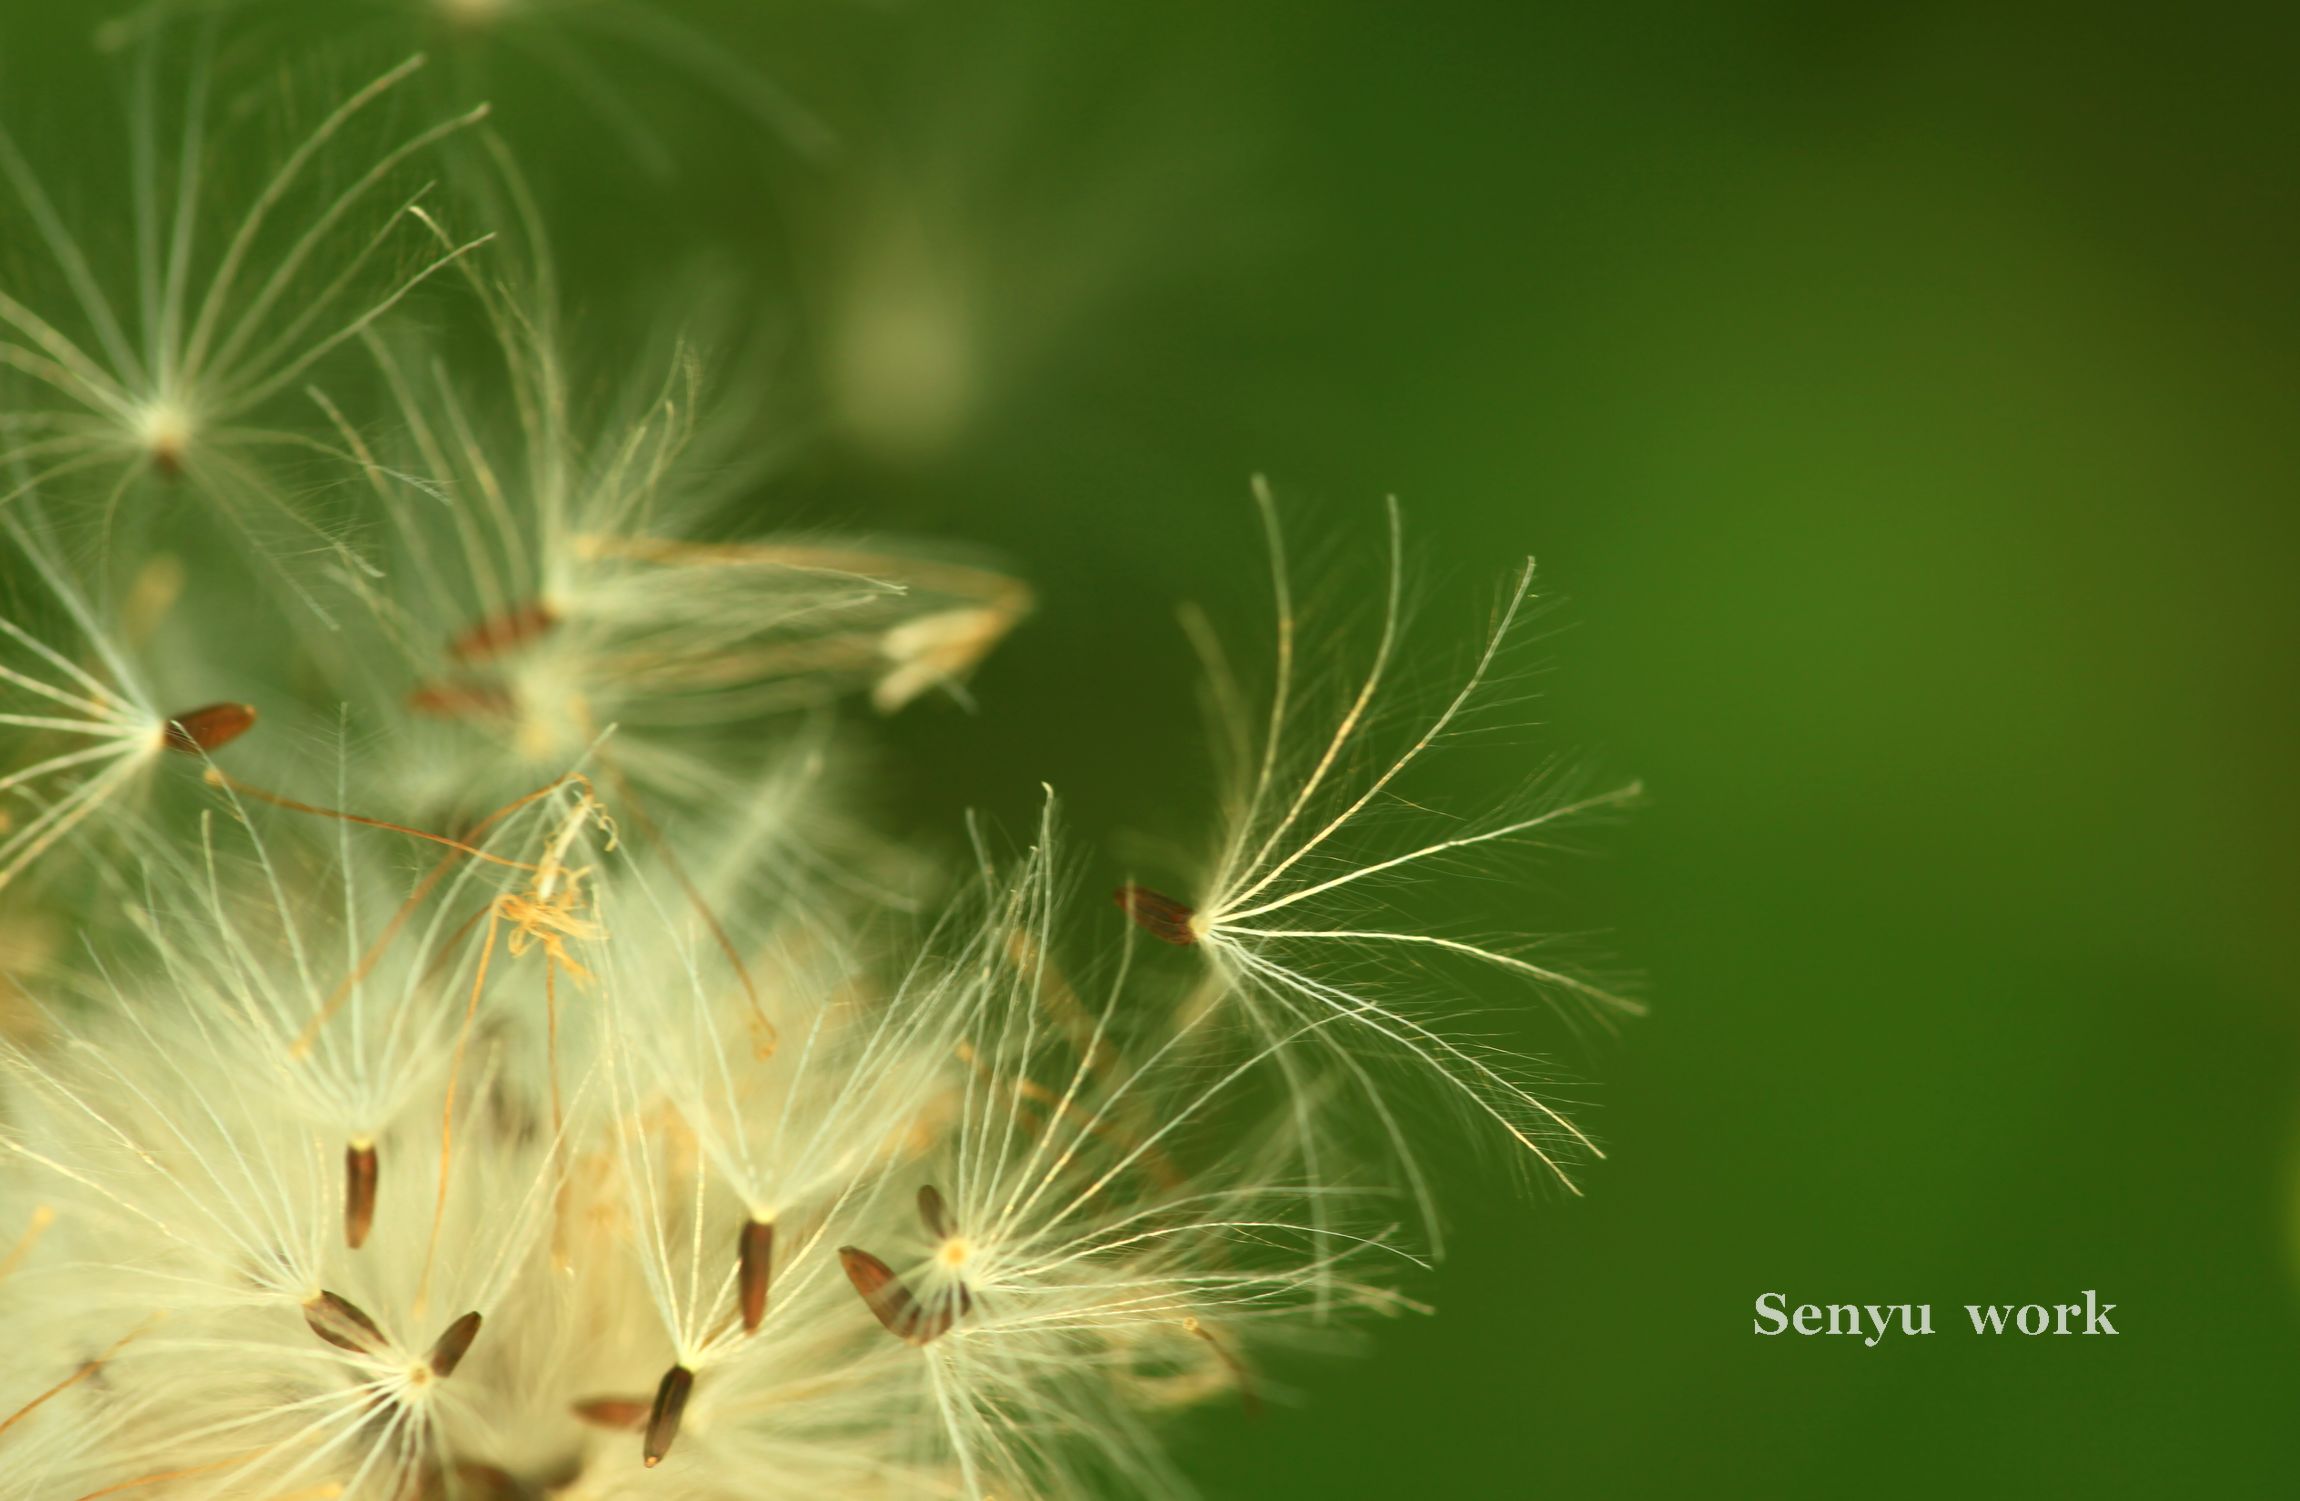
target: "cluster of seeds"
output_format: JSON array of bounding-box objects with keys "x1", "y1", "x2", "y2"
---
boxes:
[{"x1": 0, "y1": 9, "x2": 1636, "y2": 1500}]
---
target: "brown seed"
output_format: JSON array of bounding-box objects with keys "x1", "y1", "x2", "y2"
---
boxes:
[
  {"x1": 916, "y1": 1185, "x2": 954, "y2": 1241},
  {"x1": 303, "y1": 1290, "x2": 388, "y2": 1357},
  {"x1": 838, "y1": 1246, "x2": 953, "y2": 1347},
  {"x1": 737, "y1": 1218, "x2": 774, "y2": 1334},
  {"x1": 643, "y1": 1364, "x2": 694, "y2": 1468},
  {"x1": 449, "y1": 601, "x2": 559, "y2": 663},
  {"x1": 344, "y1": 1141, "x2": 379, "y2": 1250},
  {"x1": 1113, "y1": 884, "x2": 1198, "y2": 946},
  {"x1": 425, "y1": 1311, "x2": 483, "y2": 1378},
  {"x1": 407, "y1": 679, "x2": 517, "y2": 721},
  {"x1": 571, "y1": 1397, "x2": 651, "y2": 1431},
  {"x1": 162, "y1": 702, "x2": 257, "y2": 756}
]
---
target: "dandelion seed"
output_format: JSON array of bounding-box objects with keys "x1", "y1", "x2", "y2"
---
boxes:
[
  {"x1": 0, "y1": 46, "x2": 491, "y2": 617},
  {"x1": 837, "y1": 1241, "x2": 961, "y2": 1342},
  {"x1": 0, "y1": 507, "x2": 254, "y2": 890},
  {"x1": 328, "y1": 267, "x2": 1029, "y2": 806},
  {"x1": 838, "y1": 1245, "x2": 953, "y2": 1349},
  {"x1": 303, "y1": 1291, "x2": 389, "y2": 1357},
  {"x1": 1112, "y1": 884, "x2": 1198, "y2": 947},
  {"x1": 344, "y1": 1141, "x2": 379, "y2": 1250},
  {"x1": 424, "y1": 1311, "x2": 482, "y2": 1378},
  {"x1": 132, "y1": 757, "x2": 539, "y2": 1302},
  {"x1": 736, "y1": 1217, "x2": 775, "y2": 1335},
  {"x1": 641, "y1": 1363, "x2": 694, "y2": 1467},
  {"x1": 586, "y1": 777, "x2": 983, "y2": 1416},
  {"x1": 161, "y1": 701, "x2": 257, "y2": 755},
  {"x1": 818, "y1": 801, "x2": 1421, "y2": 1495},
  {"x1": 0, "y1": 893, "x2": 573, "y2": 1498},
  {"x1": 1148, "y1": 483, "x2": 1642, "y2": 1212}
]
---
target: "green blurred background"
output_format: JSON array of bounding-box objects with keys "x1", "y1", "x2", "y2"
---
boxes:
[
  {"x1": 15, "y1": 0, "x2": 2300, "y2": 1493},
  {"x1": 833, "y1": 5, "x2": 2300, "y2": 1492}
]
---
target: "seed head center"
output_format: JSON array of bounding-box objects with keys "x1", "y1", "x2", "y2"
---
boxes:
[{"x1": 136, "y1": 402, "x2": 194, "y2": 475}]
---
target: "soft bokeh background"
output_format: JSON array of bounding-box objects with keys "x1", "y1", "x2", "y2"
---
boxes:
[{"x1": 15, "y1": 0, "x2": 2300, "y2": 1493}]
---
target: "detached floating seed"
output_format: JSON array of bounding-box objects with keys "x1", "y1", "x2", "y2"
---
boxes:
[
  {"x1": 344, "y1": 1141, "x2": 379, "y2": 1250},
  {"x1": 162, "y1": 702, "x2": 257, "y2": 756},
  {"x1": 737, "y1": 1218, "x2": 775, "y2": 1334},
  {"x1": 303, "y1": 1290, "x2": 388, "y2": 1357},
  {"x1": 1113, "y1": 884, "x2": 1198, "y2": 946},
  {"x1": 643, "y1": 1365, "x2": 695, "y2": 1468},
  {"x1": 426, "y1": 1311, "x2": 483, "y2": 1378}
]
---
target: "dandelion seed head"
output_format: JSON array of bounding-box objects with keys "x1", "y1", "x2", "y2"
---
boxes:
[
  {"x1": 0, "y1": 46, "x2": 486, "y2": 603},
  {"x1": 2, "y1": 16, "x2": 1634, "y2": 1494},
  {"x1": 2, "y1": 466, "x2": 1625, "y2": 1499}
]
